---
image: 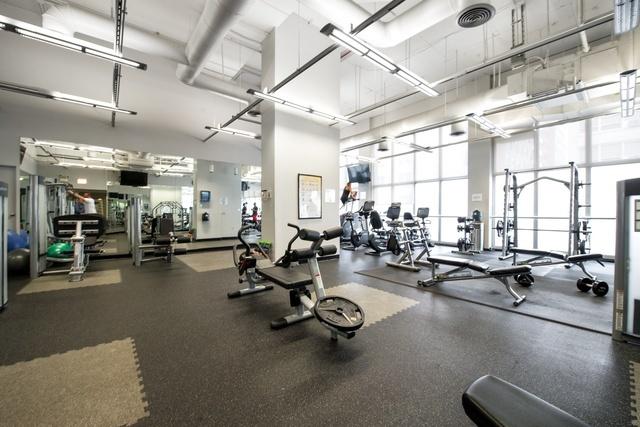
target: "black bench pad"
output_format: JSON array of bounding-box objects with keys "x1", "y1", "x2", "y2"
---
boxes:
[
  {"x1": 567, "y1": 253, "x2": 603, "y2": 263},
  {"x1": 511, "y1": 247, "x2": 566, "y2": 260},
  {"x1": 427, "y1": 256, "x2": 489, "y2": 273},
  {"x1": 256, "y1": 266, "x2": 312, "y2": 289},
  {"x1": 488, "y1": 265, "x2": 531, "y2": 276},
  {"x1": 463, "y1": 375, "x2": 589, "y2": 427}
]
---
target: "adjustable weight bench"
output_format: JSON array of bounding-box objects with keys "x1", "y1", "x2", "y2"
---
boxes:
[
  {"x1": 417, "y1": 255, "x2": 530, "y2": 306},
  {"x1": 463, "y1": 375, "x2": 589, "y2": 427},
  {"x1": 511, "y1": 248, "x2": 609, "y2": 296}
]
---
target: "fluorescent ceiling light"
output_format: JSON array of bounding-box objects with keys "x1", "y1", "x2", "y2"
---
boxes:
[
  {"x1": 620, "y1": 69, "x2": 637, "y2": 118},
  {"x1": 247, "y1": 89, "x2": 355, "y2": 125},
  {"x1": 0, "y1": 14, "x2": 147, "y2": 70},
  {"x1": 82, "y1": 145, "x2": 115, "y2": 154},
  {"x1": 205, "y1": 125, "x2": 260, "y2": 139},
  {"x1": 83, "y1": 157, "x2": 115, "y2": 164},
  {"x1": 320, "y1": 24, "x2": 439, "y2": 97},
  {"x1": 16, "y1": 28, "x2": 81, "y2": 51},
  {"x1": 32, "y1": 140, "x2": 76, "y2": 150},
  {"x1": 157, "y1": 172, "x2": 184, "y2": 177},
  {"x1": 615, "y1": 0, "x2": 640, "y2": 34},
  {"x1": 0, "y1": 80, "x2": 136, "y2": 115},
  {"x1": 52, "y1": 94, "x2": 135, "y2": 114},
  {"x1": 466, "y1": 113, "x2": 511, "y2": 138},
  {"x1": 57, "y1": 162, "x2": 86, "y2": 168},
  {"x1": 87, "y1": 165, "x2": 117, "y2": 170}
]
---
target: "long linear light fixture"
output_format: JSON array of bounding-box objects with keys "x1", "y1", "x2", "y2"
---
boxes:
[
  {"x1": 204, "y1": 125, "x2": 260, "y2": 139},
  {"x1": 247, "y1": 88, "x2": 355, "y2": 125},
  {"x1": 0, "y1": 80, "x2": 136, "y2": 115},
  {"x1": 620, "y1": 69, "x2": 637, "y2": 118},
  {"x1": 614, "y1": 0, "x2": 640, "y2": 34},
  {"x1": 0, "y1": 14, "x2": 147, "y2": 70},
  {"x1": 466, "y1": 113, "x2": 510, "y2": 139},
  {"x1": 320, "y1": 23, "x2": 439, "y2": 97}
]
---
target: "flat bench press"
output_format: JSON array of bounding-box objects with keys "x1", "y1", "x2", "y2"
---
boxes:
[
  {"x1": 417, "y1": 255, "x2": 531, "y2": 306},
  {"x1": 463, "y1": 375, "x2": 589, "y2": 427},
  {"x1": 510, "y1": 247, "x2": 608, "y2": 296}
]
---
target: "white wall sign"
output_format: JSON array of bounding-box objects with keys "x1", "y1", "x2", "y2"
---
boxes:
[
  {"x1": 298, "y1": 174, "x2": 322, "y2": 219},
  {"x1": 324, "y1": 189, "x2": 336, "y2": 203},
  {"x1": 471, "y1": 193, "x2": 483, "y2": 202}
]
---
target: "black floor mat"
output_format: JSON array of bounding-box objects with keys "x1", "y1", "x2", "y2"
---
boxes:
[{"x1": 356, "y1": 263, "x2": 613, "y2": 334}]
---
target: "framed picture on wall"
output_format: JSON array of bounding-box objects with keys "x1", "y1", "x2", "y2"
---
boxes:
[{"x1": 298, "y1": 174, "x2": 322, "y2": 219}]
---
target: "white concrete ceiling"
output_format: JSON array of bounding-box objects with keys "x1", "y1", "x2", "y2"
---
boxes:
[{"x1": 0, "y1": 0, "x2": 619, "y2": 149}]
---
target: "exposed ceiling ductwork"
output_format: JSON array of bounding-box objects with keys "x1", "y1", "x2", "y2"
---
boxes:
[
  {"x1": 456, "y1": 1, "x2": 495, "y2": 28},
  {"x1": 42, "y1": 4, "x2": 186, "y2": 63},
  {"x1": 300, "y1": 0, "x2": 495, "y2": 48},
  {"x1": 41, "y1": 1, "x2": 255, "y2": 104},
  {"x1": 176, "y1": 0, "x2": 254, "y2": 85}
]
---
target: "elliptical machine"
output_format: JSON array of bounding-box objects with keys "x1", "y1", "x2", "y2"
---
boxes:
[{"x1": 341, "y1": 200, "x2": 373, "y2": 250}]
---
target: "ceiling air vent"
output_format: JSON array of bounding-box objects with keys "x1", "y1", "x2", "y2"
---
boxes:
[{"x1": 457, "y1": 3, "x2": 495, "y2": 28}]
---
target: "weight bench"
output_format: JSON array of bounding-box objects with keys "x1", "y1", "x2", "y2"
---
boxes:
[
  {"x1": 417, "y1": 255, "x2": 530, "y2": 306},
  {"x1": 463, "y1": 375, "x2": 589, "y2": 427},
  {"x1": 511, "y1": 248, "x2": 608, "y2": 296}
]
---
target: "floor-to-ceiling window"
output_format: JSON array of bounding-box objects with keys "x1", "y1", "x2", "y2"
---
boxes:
[
  {"x1": 492, "y1": 113, "x2": 640, "y2": 256},
  {"x1": 369, "y1": 126, "x2": 468, "y2": 244}
]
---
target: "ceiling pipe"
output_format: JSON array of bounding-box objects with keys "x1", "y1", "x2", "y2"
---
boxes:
[
  {"x1": 341, "y1": 79, "x2": 621, "y2": 152},
  {"x1": 180, "y1": 65, "x2": 252, "y2": 104},
  {"x1": 177, "y1": 0, "x2": 254, "y2": 85},
  {"x1": 345, "y1": 12, "x2": 614, "y2": 119},
  {"x1": 42, "y1": 4, "x2": 186, "y2": 63},
  {"x1": 41, "y1": 2, "x2": 254, "y2": 104},
  {"x1": 302, "y1": 0, "x2": 464, "y2": 48}
]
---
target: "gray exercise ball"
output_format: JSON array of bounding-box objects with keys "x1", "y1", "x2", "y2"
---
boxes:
[{"x1": 8, "y1": 248, "x2": 30, "y2": 275}]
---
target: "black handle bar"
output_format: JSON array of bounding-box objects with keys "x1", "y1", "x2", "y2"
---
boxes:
[{"x1": 237, "y1": 224, "x2": 255, "y2": 256}]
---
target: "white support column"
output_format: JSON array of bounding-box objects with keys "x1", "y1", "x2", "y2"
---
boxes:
[
  {"x1": 261, "y1": 15, "x2": 341, "y2": 257},
  {"x1": 467, "y1": 138, "x2": 492, "y2": 249}
]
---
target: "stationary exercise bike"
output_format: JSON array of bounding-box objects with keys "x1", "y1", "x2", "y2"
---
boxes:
[
  {"x1": 341, "y1": 200, "x2": 373, "y2": 250},
  {"x1": 229, "y1": 223, "x2": 365, "y2": 340}
]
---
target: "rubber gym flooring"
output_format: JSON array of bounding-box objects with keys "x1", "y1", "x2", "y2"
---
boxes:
[
  {"x1": 0, "y1": 248, "x2": 637, "y2": 426},
  {"x1": 356, "y1": 246, "x2": 614, "y2": 334}
]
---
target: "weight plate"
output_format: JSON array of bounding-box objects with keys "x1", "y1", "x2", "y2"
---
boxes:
[
  {"x1": 516, "y1": 274, "x2": 534, "y2": 287},
  {"x1": 592, "y1": 281, "x2": 609, "y2": 297},
  {"x1": 576, "y1": 278, "x2": 591, "y2": 292},
  {"x1": 314, "y1": 296, "x2": 364, "y2": 332}
]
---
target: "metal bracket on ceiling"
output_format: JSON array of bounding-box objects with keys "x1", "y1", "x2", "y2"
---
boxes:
[{"x1": 111, "y1": 0, "x2": 126, "y2": 127}]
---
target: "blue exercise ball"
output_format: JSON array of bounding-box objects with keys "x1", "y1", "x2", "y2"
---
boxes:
[
  {"x1": 8, "y1": 248, "x2": 30, "y2": 275},
  {"x1": 17, "y1": 230, "x2": 29, "y2": 248},
  {"x1": 7, "y1": 230, "x2": 20, "y2": 252}
]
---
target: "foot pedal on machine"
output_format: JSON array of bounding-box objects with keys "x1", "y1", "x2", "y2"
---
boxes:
[{"x1": 314, "y1": 296, "x2": 365, "y2": 332}]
